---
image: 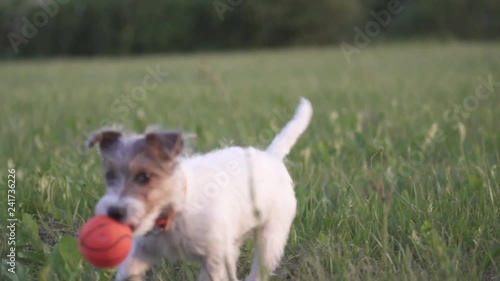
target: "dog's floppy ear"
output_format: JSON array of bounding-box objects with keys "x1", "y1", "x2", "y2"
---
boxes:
[
  {"x1": 86, "y1": 128, "x2": 122, "y2": 151},
  {"x1": 145, "y1": 131, "x2": 184, "y2": 159}
]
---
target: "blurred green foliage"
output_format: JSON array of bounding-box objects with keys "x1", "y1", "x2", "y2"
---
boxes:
[{"x1": 0, "y1": 0, "x2": 499, "y2": 57}]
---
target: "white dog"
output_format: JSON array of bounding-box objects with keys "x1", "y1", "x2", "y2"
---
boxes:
[{"x1": 86, "y1": 98, "x2": 313, "y2": 281}]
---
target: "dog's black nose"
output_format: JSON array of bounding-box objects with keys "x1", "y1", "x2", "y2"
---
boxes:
[{"x1": 107, "y1": 206, "x2": 127, "y2": 222}]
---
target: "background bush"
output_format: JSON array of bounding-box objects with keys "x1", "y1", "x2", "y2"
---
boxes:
[{"x1": 1, "y1": 0, "x2": 499, "y2": 57}]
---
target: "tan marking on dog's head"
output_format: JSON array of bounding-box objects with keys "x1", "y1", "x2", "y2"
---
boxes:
[{"x1": 121, "y1": 134, "x2": 182, "y2": 213}]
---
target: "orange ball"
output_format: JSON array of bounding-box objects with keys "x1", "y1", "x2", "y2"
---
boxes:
[{"x1": 78, "y1": 216, "x2": 133, "y2": 268}]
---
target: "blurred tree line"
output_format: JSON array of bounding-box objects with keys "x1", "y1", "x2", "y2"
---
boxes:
[{"x1": 0, "y1": 0, "x2": 499, "y2": 57}]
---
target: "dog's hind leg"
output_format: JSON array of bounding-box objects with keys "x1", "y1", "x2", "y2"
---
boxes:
[{"x1": 245, "y1": 207, "x2": 295, "y2": 281}]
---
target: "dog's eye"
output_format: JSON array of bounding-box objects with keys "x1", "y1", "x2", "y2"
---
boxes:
[
  {"x1": 134, "y1": 172, "x2": 151, "y2": 185},
  {"x1": 105, "y1": 170, "x2": 117, "y2": 182}
]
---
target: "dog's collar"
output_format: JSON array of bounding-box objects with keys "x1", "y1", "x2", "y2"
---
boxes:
[
  {"x1": 155, "y1": 210, "x2": 177, "y2": 231},
  {"x1": 154, "y1": 174, "x2": 187, "y2": 232}
]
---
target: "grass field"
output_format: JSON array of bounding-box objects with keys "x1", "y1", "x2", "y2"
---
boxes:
[{"x1": 1, "y1": 42, "x2": 500, "y2": 281}]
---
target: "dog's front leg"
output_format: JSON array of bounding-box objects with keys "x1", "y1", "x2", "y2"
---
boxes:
[{"x1": 115, "y1": 235, "x2": 165, "y2": 281}]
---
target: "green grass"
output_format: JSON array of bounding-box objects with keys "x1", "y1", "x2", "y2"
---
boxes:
[{"x1": 1, "y1": 42, "x2": 500, "y2": 280}]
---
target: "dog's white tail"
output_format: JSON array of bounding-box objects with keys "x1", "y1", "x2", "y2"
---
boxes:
[{"x1": 267, "y1": 97, "x2": 313, "y2": 160}]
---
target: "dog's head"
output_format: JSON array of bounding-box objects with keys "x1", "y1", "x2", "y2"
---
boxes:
[{"x1": 86, "y1": 127, "x2": 184, "y2": 236}]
